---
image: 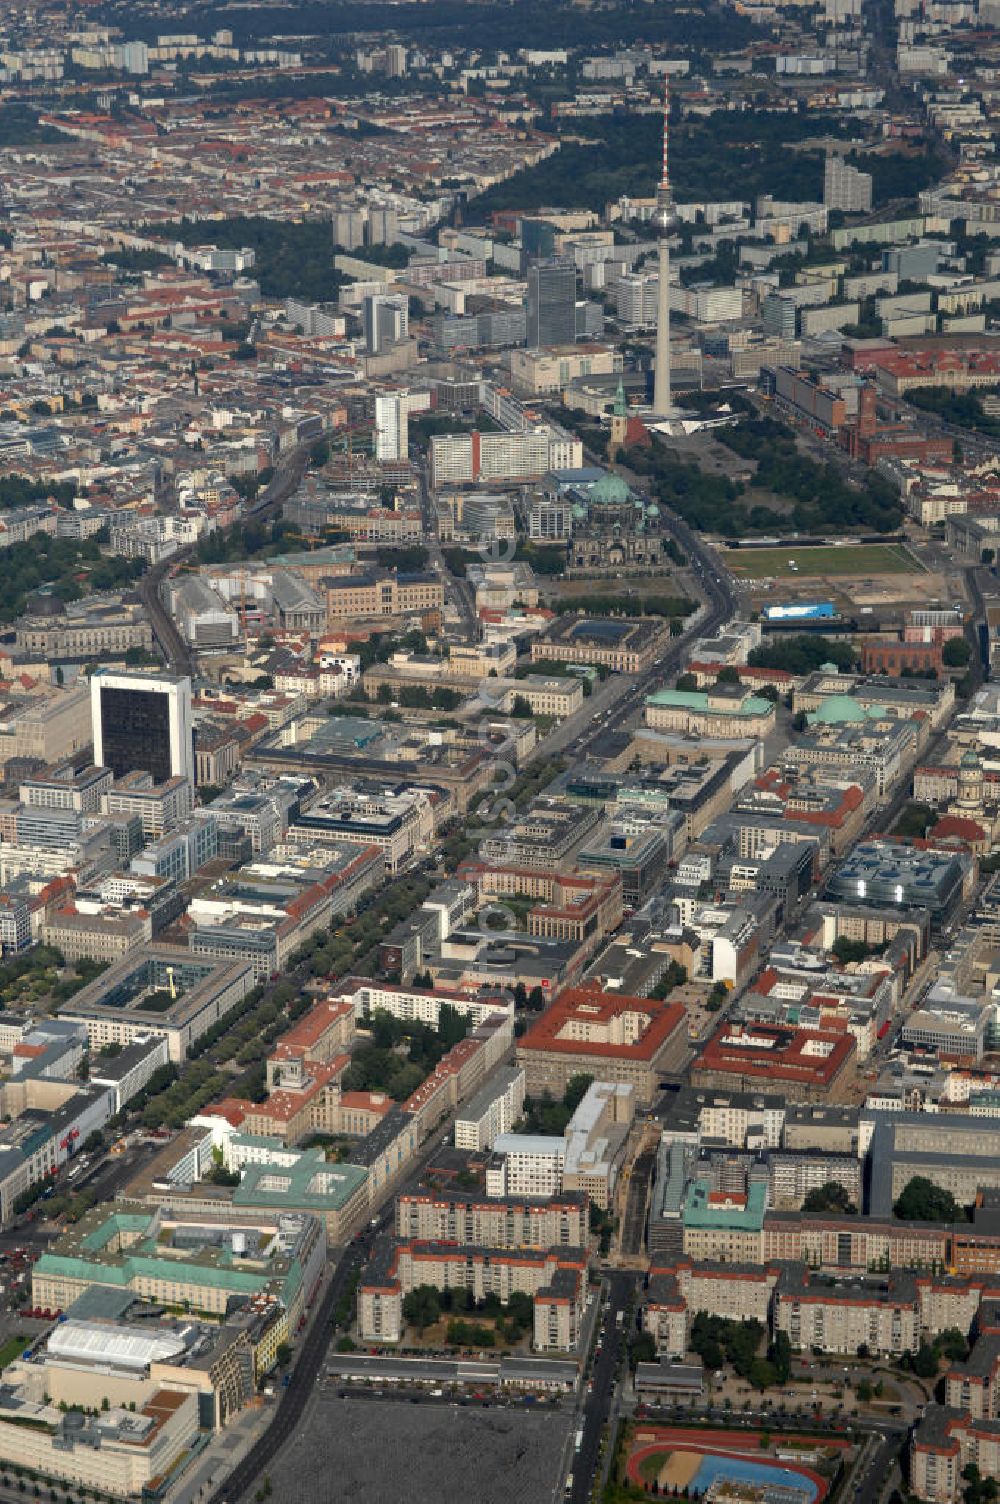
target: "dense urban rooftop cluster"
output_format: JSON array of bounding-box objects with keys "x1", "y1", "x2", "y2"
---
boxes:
[{"x1": 0, "y1": 0, "x2": 997, "y2": 1498}]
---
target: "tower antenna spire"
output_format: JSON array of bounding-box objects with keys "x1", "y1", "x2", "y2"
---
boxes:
[
  {"x1": 661, "y1": 75, "x2": 671, "y2": 195},
  {"x1": 652, "y1": 72, "x2": 679, "y2": 418}
]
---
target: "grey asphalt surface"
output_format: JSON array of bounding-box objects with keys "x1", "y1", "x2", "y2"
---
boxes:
[{"x1": 267, "y1": 1393, "x2": 575, "y2": 1504}]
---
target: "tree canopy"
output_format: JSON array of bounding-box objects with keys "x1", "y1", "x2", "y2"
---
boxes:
[
  {"x1": 163, "y1": 215, "x2": 350, "y2": 303},
  {"x1": 894, "y1": 1175, "x2": 966, "y2": 1223},
  {"x1": 748, "y1": 635, "x2": 858, "y2": 675},
  {"x1": 690, "y1": 1313, "x2": 767, "y2": 1381},
  {"x1": 342, "y1": 1006, "x2": 469, "y2": 1101},
  {"x1": 802, "y1": 1181, "x2": 856, "y2": 1215},
  {"x1": 0, "y1": 534, "x2": 144, "y2": 626},
  {"x1": 907, "y1": 385, "x2": 1000, "y2": 438},
  {"x1": 0, "y1": 475, "x2": 76, "y2": 511},
  {"x1": 715, "y1": 417, "x2": 903, "y2": 534}
]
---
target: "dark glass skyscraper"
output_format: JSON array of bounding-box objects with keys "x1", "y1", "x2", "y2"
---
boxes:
[
  {"x1": 525, "y1": 258, "x2": 577, "y2": 349},
  {"x1": 98, "y1": 686, "x2": 173, "y2": 782},
  {"x1": 90, "y1": 670, "x2": 194, "y2": 785}
]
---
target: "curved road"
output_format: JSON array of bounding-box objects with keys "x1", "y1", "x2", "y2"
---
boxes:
[{"x1": 139, "y1": 444, "x2": 311, "y2": 677}]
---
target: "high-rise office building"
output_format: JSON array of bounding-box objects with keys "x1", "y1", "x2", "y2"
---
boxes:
[
  {"x1": 762, "y1": 292, "x2": 797, "y2": 339},
  {"x1": 91, "y1": 670, "x2": 194, "y2": 785},
  {"x1": 374, "y1": 394, "x2": 408, "y2": 461},
  {"x1": 525, "y1": 259, "x2": 577, "y2": 349},
  {"x1": 374, "y1": 390, "x2": 430, "y2": 461},
  {"x1": 363, "y1": 293, "x2": 408, "y2": 355},
  {"x1": 385, "y1": 44, "x2": 407, "y2": 76}
]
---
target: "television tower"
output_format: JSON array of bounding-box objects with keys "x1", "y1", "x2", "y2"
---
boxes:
[{"x1": 652, "y1": 77, "x2": 679, "y2": 418}]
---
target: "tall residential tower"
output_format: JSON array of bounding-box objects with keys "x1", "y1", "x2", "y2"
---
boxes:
[{"x1": 652, "y1": 79, "x2": 679, "y2": 418}]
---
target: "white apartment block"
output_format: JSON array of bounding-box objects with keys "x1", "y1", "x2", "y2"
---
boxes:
[
  {"x1": 696, "y1": 1098, "x2": 785, "y2": 1149},
  {"x1": 487, "y1": 1134, "x2": 565, "y2": 1198},
  {"x1": 454, "y1": 1067, "x2": 526, "y2": 1150},
  {"x1": 824, "y1": 155, "x2": 873, "y2": 212},
  {"x1": 337, "y1": 980, "x2": 513, "y2": 1031},
  {"x1": 429, "y1": 428, "x2": 582, "y2": 488},
  {"x1": 774, "y1": 1268, "x2": 919, "y2": 1357}
]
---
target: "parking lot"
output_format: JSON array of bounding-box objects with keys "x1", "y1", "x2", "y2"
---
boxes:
[{"x1": 266, "y1": 1392, "x2": 575, "y2": 1504}]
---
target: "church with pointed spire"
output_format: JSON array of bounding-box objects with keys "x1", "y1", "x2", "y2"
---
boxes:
[{"x1": 607, "y1": 378, "x2": 651, "y2": 462}]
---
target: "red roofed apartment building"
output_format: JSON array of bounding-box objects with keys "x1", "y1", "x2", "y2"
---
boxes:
[
  {"x1": 222, "y1": 1053, "x2": 351, "y2": 1145},
  {"x1": 515, "y1": 983, "x2": 688, "y2": 1104},
  {"x1": 209, "y1": 995, "x2": 357, "y2": 1145},
  {"x1": 691, "y1": 1020, "x2": 857, "y2": 1102},
  {"x1": 358, "y1": 1239, "x2": 588, "y2": 1350},
  {"x1": 265, "y1": 997, "x2": 354, "y2": 1091}
]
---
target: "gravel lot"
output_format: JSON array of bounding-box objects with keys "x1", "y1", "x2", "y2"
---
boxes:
[{"x1": 266, "y1": 1393, "x2": 573, "y2": 1503}]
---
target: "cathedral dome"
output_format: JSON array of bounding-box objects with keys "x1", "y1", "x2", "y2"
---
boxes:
[{"x1": 587, "y1": 472, "x2": 631, "y2": 506}]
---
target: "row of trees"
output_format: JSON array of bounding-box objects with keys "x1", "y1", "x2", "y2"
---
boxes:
[
  {"x1": 132, "y1": 982, "x2": 308, "y2": 1129},
  {"x1": 289, "y1": 870, "x2": 435, "y2": 984},
  {"x1": 554, "y1": 592, "x2": 694, "y2": 620},
  {"x1": 375, "y1": 682, "x2": 463, "y2": 712}
]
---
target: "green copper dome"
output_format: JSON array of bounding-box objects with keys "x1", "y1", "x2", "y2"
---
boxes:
[
  {"x1": 807, "y1": 694, "x2": 887, "y2": 725},
  {"x1": 588, "y1": 472, "x2": 631, "y2": 506}
]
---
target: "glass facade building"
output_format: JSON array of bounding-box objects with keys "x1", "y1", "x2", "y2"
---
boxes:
[{"x1": 99, "y1": 686, "x2": 173, "y2": 782}]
